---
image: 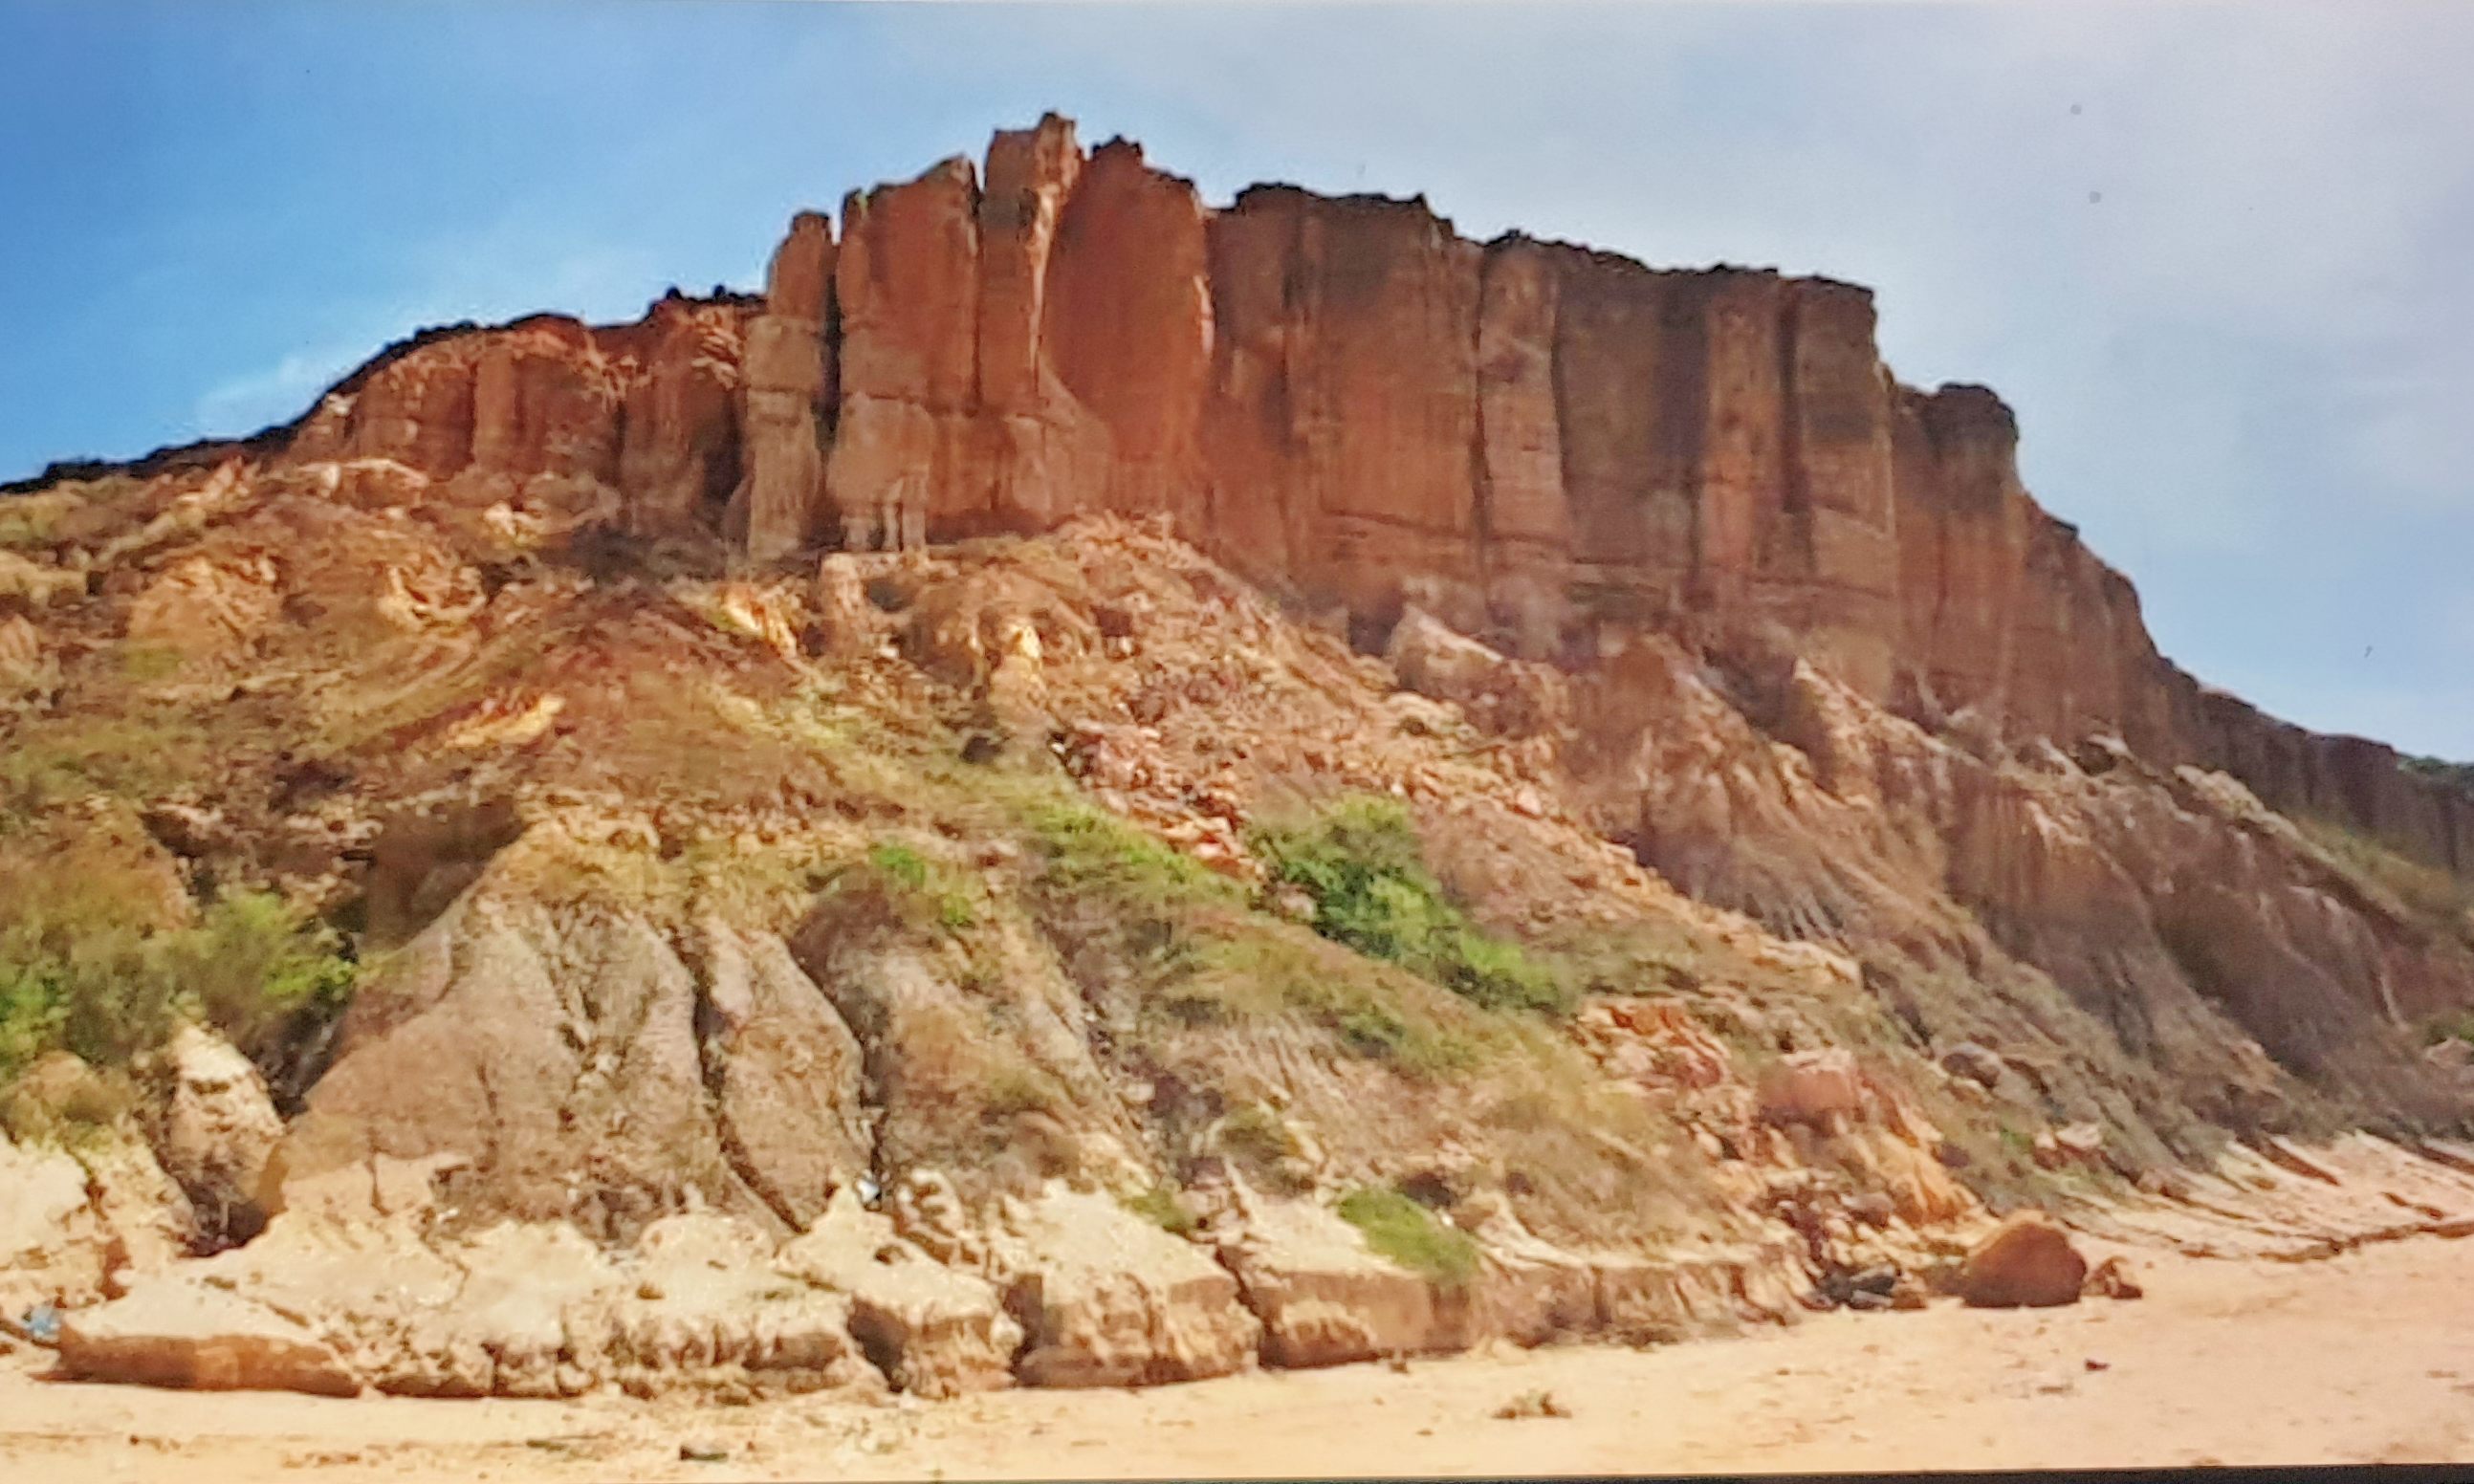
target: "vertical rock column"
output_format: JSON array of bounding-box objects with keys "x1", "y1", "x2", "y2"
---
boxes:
[
  {"x1": 617, "y1": 297, "x2": 747, "y2": 534},
  {"x1": 1548, "y1": 254, "x2": 1696, "y2": 622},
  {"x1": 1690, "y1": 273, "x2": 1790, "y2": 613},
  {"x1": 827, "y1": 159, "x2": 982, "y2": 553},
  {"x1": 738, "y1": 211, "x2": 836, "y2": 562},
  {"x1": 1473, "y1": 236, "x2": 1571, "y2": 655},
  {"x1": 1200, "y1": 188, "x2": 1484, "y2": 623},
  {"x1": 1892, "y1": 384, "x2": 2028, "y2": 723},
  {"x1": 1042, "y1": 139, "x2": 1215, "y2": 528},
  {"x1": 977, "y1": 114, "x2": 1112, "y2": 532},
  {"x1": 1777, "y1": 279, "x2": 1901, "y2": 696}
]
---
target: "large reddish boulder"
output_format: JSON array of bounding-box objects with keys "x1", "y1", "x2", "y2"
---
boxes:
[{"x1": 1956, "y1": 1211, "x2": 2089, "y2": 1309}]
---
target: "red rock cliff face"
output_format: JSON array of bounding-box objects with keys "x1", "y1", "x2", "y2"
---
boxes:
[
  {"x1": 235, "y1": 114, "x2": 2470, "y2": 877},
  {"x1": 284, "y1": 296, "x2": 752, "y2": 533}
]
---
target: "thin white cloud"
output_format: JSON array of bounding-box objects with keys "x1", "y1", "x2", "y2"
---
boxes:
[
  {"x1": 185, "y1": 229, "x2": 670, "y2": 444},
  {"x1": 191, "y1": 347, "x2": 359, "y2": 437}
]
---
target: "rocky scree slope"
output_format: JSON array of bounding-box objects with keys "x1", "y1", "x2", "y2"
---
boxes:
[{"x1": 2, "y1": 115, "x2": 2474, "y2": 1399}]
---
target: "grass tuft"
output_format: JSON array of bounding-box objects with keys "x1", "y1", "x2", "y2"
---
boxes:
[
  {"x1": 1337, "y1": 1185, "x2": 1482, "y2": 1289},
  {"x1": 1122, "y1": 1183, "x2": 1200, "y2": 1237}
]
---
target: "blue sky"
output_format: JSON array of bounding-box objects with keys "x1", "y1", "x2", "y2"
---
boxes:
[{"x1": 4, "y1": 3, "x2": 2471, "y2": 758}]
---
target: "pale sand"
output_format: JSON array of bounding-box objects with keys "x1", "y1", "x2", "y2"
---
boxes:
[{"x1": 8, "y1": 1233, "x2": 2474, "y2": 1482}]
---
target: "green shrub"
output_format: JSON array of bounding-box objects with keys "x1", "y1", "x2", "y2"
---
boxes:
[
  {"x1": 167, "y1": 891, "x2": 360, "y2": 1070},
  {"x1": 0, "y1": 962, "x2": 68, "y2": 1081},
  {"x1": 869, "y1": 841, "x2": 931, "y2": 891},
  {"x1": 1253, "y1": 797, "x2": 1569, "y2": 1016},
  {"x1": 0, "y1": 890, "x2": 357, "y2": 1085},
  {"x1": 1122, "y1": 1183, "x2": 1200, "y2": 1237},
  {"x1": 1336, "y1": 1186, "x2": 1482, "y2": 1289}
]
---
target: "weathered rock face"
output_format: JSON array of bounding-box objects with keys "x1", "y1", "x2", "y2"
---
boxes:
[
  {"x1": 777, "y1": 1188, "x2": 1021, "y2": 1398},
  {"x1": 828, "y1": 156, "x2": 984, "y2": 552},
  {"x1": 991, "y1": 1186, "x2": 1261, "y2": 1388},
  {"x1": 273, "y1": 842, "x2": 871, "y2": 1241},
  {"x1": 619, "y1": 296, "x2": 747, "y2": 535},
  {"x1": 286, "y1": 298, "x2": 753, "y2": 538},
  {"x1": 0, "y1": 1132, "x2": 120, "y2": 1312},
  {"x1": 55, "y1": 1209, "x2": 886, "y2": 1400}
]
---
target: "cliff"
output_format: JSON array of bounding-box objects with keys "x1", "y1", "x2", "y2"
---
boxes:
[
  {"x1": 8, "y1": 117, "x2": 2474, "y2": 1399},
  {"x1": 51, "y1": 114, "x2": 2450, "y2": 878}
]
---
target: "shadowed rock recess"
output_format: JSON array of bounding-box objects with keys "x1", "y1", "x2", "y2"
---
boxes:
[{"x1": 8, "y1": 114, "x2": 2474, "y2": 1401}]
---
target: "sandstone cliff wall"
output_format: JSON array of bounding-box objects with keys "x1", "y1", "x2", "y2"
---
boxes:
[{"x1": 118, "y1": 113, "x2": 2468, "y2": 876}]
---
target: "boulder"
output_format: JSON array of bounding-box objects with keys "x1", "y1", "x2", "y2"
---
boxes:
[
  {"x1": 57, "y1": 1277, "x2": 359, "y2": 1396},
  {"x1": 1956, "y1": 1211, "x2": 2088, "y2": 1309},
  {"x1": 1384, "y1": 607, "x2": 1561, "y2": 735},
  {"x1": 148, "y1": 1025, "x2": 283, "y2": 1243},
  {"x1": 1216, "y1": 1194, "x2": 1456, "y2": 1367},
  {"x1": 994, "y1": 1186, "x2": 1259, "y2": 1387},
  {"x1": 1758, "y1": 1049, "x2": 1867, "y2": 1128},
  {"x1": 778, "y1": 1188, "x2": 1020, "y2": 1398},
  {"x1": 2083, "y1": 1255, "x2": 2144, "y2": 1300},
  {"x1": 581, "y1": 1211, "x2": 877, "y2": 1399}
]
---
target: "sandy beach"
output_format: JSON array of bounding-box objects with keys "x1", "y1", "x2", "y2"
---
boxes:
[{"x1": 8, "y1": 1232, "x2": 2474, "y2": 1482}]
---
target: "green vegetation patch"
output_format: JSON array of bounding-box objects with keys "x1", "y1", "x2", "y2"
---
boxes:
[
  {"x1": 1022, "y1": 798, "x2": 1242, "y2": 916},
  {"x1": 1176, "y1": 930, "x2": 1490, "y2": 1078},
  {"x1": 0, "y1": 889, "x2": 358, "y2": 1086},
  {"x1": 0, "y1": 706, "x2": 215, "y2": 822},
  {"x1": 865, "y1": 841, "x2": 980, "y2": 932},
  {"x1": 1253, "y1": 797, "x2": 1570, "y2": 1016},
  {"x1": 1336, "y1": 1185, "x2": 1482, "y2": 1289},
  {"x1": 816, "y1": 840, "x2": 982, "y2": 940},
  {"x1": 1122, "y1": 1183, "x2": 1200, "y2": 1237}
]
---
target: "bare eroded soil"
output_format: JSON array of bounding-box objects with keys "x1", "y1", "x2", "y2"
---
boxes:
[{"x1": 9, "y1": 1233, "x2": 2474, "y2": 1481}]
